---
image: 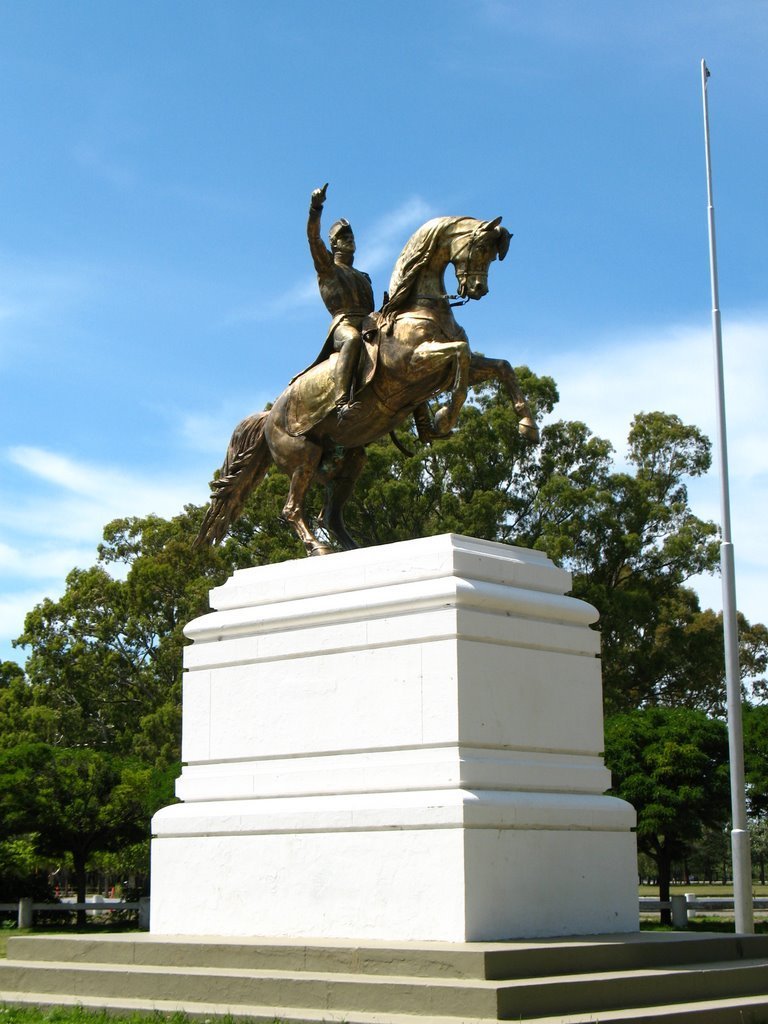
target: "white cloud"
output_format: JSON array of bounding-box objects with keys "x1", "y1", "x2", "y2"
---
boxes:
[
  {"x1": 2, "y1": 447, "x2": 207, "y2": 544},
  {"x1": 356, "y1": 196, "x2": 437, "y2": 273},
  {"x1": 17, "y1": 446, "x2": 204, "y2": 505},
  {"x1": 0, "y1": 446, "x2": 211, "y2": 662},
  {"x1": 224, "y1": 277, "x2": 319, "y2": 325},
  {"x1": 177, "y1": 393, "x2": 274, "y2": 456},
  {"x1": 0, "y1": 256, "x2": 96, "y2": 365},
  {"x1": 0, "y1": 588, "x2": 56, "y2": 650},
  {"x1": 478, "y1": 0, "x2": 751, "y2": 50},
  {"x1": 0, "y1": 540, "x2": 96, "y2": 581}
]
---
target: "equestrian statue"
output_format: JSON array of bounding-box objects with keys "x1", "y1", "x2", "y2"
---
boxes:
[{"x1": 195, "y1": 184, "x2": 540, "y2": 556}]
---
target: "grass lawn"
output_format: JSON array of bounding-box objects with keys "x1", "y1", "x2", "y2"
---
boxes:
[
  {"x1": 640, "y1": 917, "x2": 768, "y2": 933},
  {"x1": 0, "y1": 1011, "x2": 224, "y2": 1024}
]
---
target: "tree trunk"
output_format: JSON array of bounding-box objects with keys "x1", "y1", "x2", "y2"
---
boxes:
[
  {"x1": 73, "y1": 851, "x2": 88, "y2": 928},
  {"x1": 657, "y1": 847, "x2": 673, "y2": 926}
]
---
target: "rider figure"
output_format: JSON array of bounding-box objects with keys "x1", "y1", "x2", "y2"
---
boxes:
[
  {"x1": 305, "y1": 183, "x2": 445, "y2": 443},
  {"x1": 307, "y1": 183, "x2": 374, "y2": 417}
]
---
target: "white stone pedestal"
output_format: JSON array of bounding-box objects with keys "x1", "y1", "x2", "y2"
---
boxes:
[{"x1": 150, "y1": 534, "x2": 637, "y2": 940}]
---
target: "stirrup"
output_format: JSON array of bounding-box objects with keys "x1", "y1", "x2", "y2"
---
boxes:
[{"x1": 335, "y1": 398, "x2": 362, "y2": 421}]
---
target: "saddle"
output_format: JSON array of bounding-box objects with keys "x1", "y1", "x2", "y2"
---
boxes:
[{"x1": 285, "y1": 313, "x2": 382, "y2": 437}]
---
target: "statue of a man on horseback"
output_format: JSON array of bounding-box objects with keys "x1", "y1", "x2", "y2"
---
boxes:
[{"x1": 195, "y1": 193, "x2": 539, "y2": 557}]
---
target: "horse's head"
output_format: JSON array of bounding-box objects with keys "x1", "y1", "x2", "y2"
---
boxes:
[
  {"x1": 452, "y1": 217, "x2": 512, "y2": 301},
  {"x1": 384, "y1": 215, "x2": 513, "y2": 319}
]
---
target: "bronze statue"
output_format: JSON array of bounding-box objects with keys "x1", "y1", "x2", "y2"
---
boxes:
[{"x1": 196, "y1": 198, "x2": 539, "y2": 556}]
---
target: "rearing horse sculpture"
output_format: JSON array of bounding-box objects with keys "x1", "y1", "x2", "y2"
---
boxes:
[{"x1": 195, "y1": 215, "x2": 539, "y2": 556}]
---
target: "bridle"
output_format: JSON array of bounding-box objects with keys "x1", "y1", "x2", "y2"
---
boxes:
[{"x1": 442, "y1": 222, "x2": 494, "y2": 305}]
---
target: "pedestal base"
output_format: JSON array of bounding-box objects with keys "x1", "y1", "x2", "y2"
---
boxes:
[{"x1": 151, "y1": 534, "x2": 637, "y2": 940}]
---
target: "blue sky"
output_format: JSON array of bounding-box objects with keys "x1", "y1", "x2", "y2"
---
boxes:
[{"x1": 1, "y1": 1, "x2": 767, "y2": 664}]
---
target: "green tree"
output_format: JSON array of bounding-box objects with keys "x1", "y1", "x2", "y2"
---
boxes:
[
  {"x1": 532, "y1": 411, "x2": 720, "y2": 712},
  {"x1": 622, "y1": 594, "x2": 768, "y2": 716},
  {"x1": 686, "y1": 824, "x2": 731, "y2": 885},
  {"x1": 0, "y1": 835, "x2": 52, "y2": 904},
  {"x1": 743, "y1": 703, "x2": 768, "y2": 819},
  {"x1": 749, "y1": 818, "x2": 768, "y2": 885},
  {"x1": 0, "y1": 743, "x2": 170, "y2": 921},
  {"x1": 604, "y1": 706, "x2": 730, "y2": 921},
  {"x1": 14, "y1": 507, "x2": 233, "y2": 765}
]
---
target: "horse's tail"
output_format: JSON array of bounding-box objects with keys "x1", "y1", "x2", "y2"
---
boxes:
[{"x1": 194, "y1": 411, "x2": 273, "y2": 547}]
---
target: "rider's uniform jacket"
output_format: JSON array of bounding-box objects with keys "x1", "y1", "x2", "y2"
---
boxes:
[{"x1": 306, "y1": 207, "x2": 375, "y2": 366}]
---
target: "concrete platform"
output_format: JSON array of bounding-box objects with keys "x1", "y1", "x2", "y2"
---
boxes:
[
  {"x1": 2, "y1": 931, "x2": 768, "y2": 1022},
  {"x1": 151, "y1": 535, "x2": 637, "y2": 940}
]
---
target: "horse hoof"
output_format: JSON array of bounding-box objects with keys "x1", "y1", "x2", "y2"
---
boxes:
[
  {"x1": 417, "y1": 427, "x2": 452, "y2": 444},
  {"x1": 518, "y1": 418, "x2": 540, "y2": 443},
  {"x1": 308, "y1": 542, "x2": 335, "y2": 556}
]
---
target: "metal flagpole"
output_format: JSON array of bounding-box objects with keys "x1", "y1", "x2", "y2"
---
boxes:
[{"x1": 700, "y1": 58, "x2": 754, "y2": 934}]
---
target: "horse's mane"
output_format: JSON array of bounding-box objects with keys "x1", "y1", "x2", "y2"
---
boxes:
[{"x1": 380, "y1": 216, "x2": 479, "y2": 323}]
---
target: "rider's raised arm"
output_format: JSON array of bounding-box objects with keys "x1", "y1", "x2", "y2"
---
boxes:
[{"x1": 308, "y1": 186, "x2": 333, "y2": 275}]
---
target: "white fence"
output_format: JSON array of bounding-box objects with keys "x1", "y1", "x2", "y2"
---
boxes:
[
  {"x1": 0, "y1": 897, "x2": 150, "y2": 930},
  {"x1": 639, "y1": 894, "x2": 768, "y2": 928},
  {"x1": 2, "y1": 895, "x2": 767, "y2": 933}
]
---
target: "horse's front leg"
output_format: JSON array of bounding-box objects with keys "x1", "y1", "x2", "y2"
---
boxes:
[
  {"x1": 469, "y1": 353, "x2": 540, "y2": 443},
  {"x1": 412, "y1": 340, "x2": 471, "y2": 436}
]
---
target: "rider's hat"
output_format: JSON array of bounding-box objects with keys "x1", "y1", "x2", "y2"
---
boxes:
[{"x1": 329, "y1": 218, "x2": 353, "y2": 247}]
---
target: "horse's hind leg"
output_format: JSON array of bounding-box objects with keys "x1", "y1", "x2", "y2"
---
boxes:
[
  {"x1": 318, "y1": 446, "x2": 366, "y2": 551},
  {"x1": 469, "y1": 353, "x2": 540, "y2": 443},
  {"x1": 278, "y1": 438, "x2": 332, "y2": 556}
]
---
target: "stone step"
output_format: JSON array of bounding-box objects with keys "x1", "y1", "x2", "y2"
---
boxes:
[
  {"x1": 497, "y1": 959, "x2": 768, "y2": 1018},
  {"x1": 4, "y1": 988, "x2": 768, "y2": 1024},
  {"x1": 0, "y1": 959, "x2": 500, "y2": 1018},
  {"x1": 2, "y1": 933, "x2": 768, "y2": 1022},
  {"x1": 2, "y1": 956, "x2": 767, "y2": 1018},
  {"x1": 7, "y1": 932, "x2": 768, "y2": 979}
]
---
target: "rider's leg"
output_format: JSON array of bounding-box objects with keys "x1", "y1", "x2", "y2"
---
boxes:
[{"x1": 332, "y1": 324, "x2": 363, "y2": 410}]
